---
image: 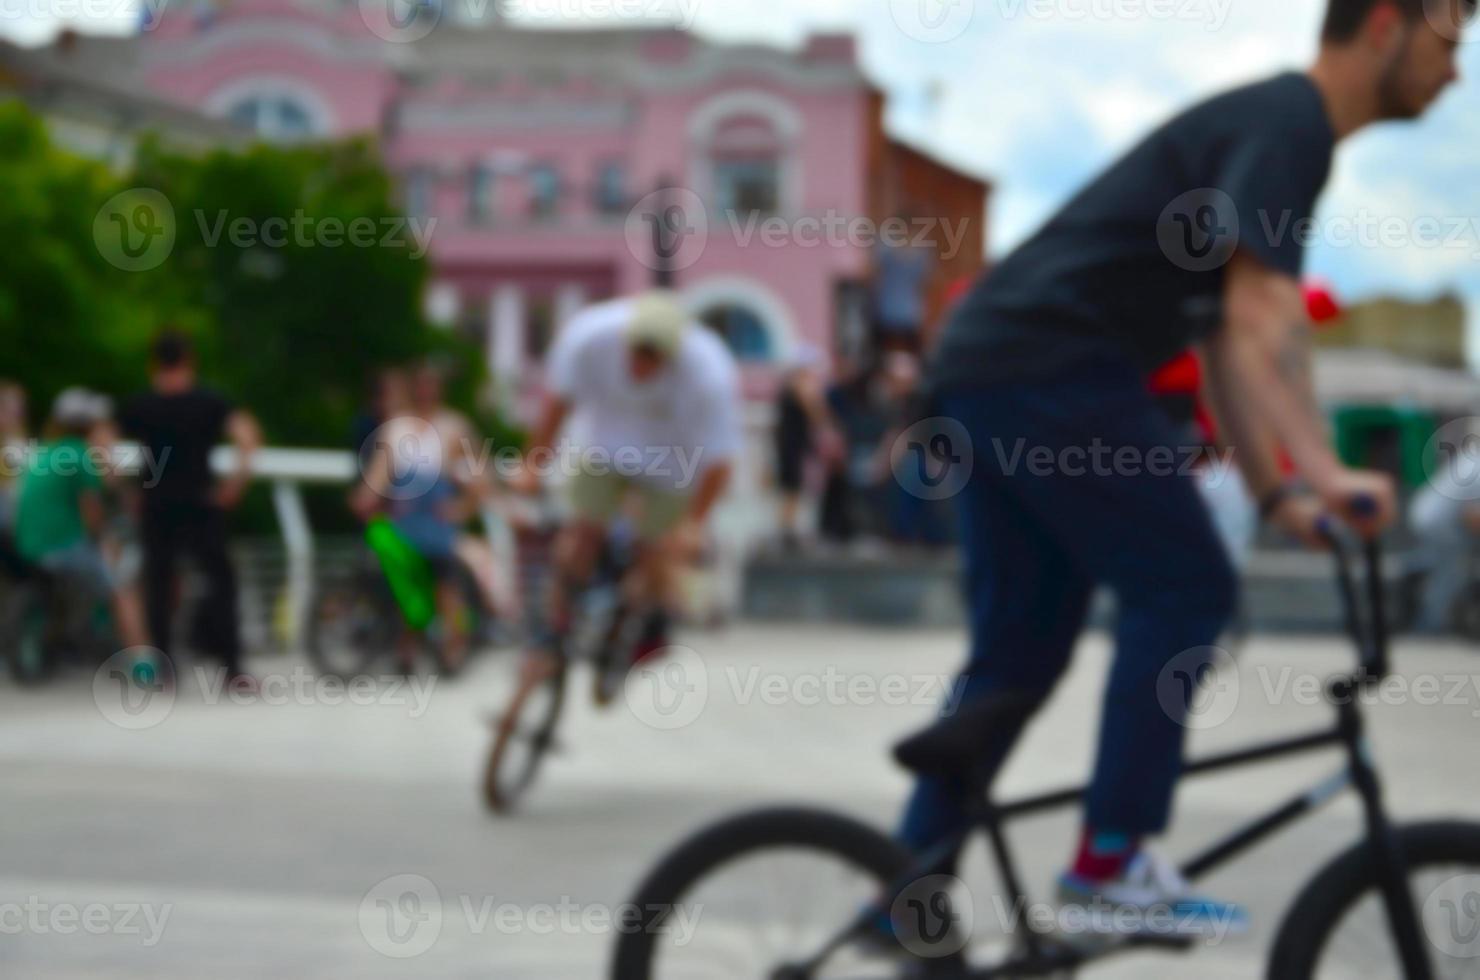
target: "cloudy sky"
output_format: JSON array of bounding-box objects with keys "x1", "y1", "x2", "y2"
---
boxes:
[{"x1": 7, "y1": 0, "x2": 1479, "y2": 350}]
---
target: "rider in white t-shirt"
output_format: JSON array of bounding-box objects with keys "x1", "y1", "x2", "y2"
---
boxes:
[{"x1": 516, "y1": 290, "x2": 742, "y2": 663}]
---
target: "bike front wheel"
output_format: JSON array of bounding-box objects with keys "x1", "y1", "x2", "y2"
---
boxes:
[
  {"x1": 1269, "y1": 821, "x2": 1480, "y2": 978},
  {"x1": 482, "y1": 661, "x2": 567, "y2": 815},
  {"x1": 611, "y1": 807, "x2": 966, "y2": 979}
]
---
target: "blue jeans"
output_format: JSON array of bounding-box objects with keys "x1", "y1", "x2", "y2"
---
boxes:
[{"x1": 899, "y1": 356, "x2": 1238, "y2": 851}]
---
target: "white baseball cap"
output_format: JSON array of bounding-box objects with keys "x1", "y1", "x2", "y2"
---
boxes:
[
  {"x1": 51, "y1": 388, "x2": 112, "y2": 427},
  {"x1": 627, "y1": 290, "x2": 689, "y2": 358}
]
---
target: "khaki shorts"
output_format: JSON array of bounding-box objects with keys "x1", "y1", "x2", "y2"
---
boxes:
[{"x1": 566, "y1": 470, "x2": 690, "y2": 541}]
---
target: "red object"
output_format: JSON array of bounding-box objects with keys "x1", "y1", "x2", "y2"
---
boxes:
[{"x1": 1304, "y1": 282, "x2": 1342, "y2": 325}]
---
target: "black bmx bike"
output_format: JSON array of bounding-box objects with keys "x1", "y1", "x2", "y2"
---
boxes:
[
  {"x1": 612, "y1": 530, "x2": 1480, "y2": 978},
  {"x1": 482, "y1": 500, "x2": 647, "y2": 814}
]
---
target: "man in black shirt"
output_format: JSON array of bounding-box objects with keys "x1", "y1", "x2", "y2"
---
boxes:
[
  {"x1": 902, "y1": 0, "x2": 1467, "y2": 938},
  {"x1": 121, "y1": 331, "x2": 262, "y2": 688}
]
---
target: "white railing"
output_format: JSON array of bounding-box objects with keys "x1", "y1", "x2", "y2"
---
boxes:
[{"x1": 106, "y1": 434, "x2": 770, "y2": 648}]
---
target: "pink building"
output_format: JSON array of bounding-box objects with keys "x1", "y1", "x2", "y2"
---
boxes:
[{"x1": 41, "y1": 1, "x2": 989, "y2": 415}]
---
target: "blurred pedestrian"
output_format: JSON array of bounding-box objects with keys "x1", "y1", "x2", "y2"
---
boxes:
[
  {"x1": 15, "y1": 389, "x2": 150, "y2": 650},
  {"x1": 120, "y1": 330, "x2": 262, "y2": 690},
  {"x1": 0, "y1": 380, "x2": 27, "y2": 535},
  {"x1": 871, "y1": 215, "x2": 934, "y2": 355},
  {"x1": 772, "y1": 345, "x2": 837, "y2": 550},
  {"x1": 1407, "y1": 433, "x2": 1480, "y2": 633},
  {"x1": 351, "y1": 368, "x2": 410, "y2": 473}
]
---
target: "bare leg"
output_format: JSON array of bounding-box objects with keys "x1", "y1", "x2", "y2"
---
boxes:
[
  {"x1": 437, "y1": 578, "x2": 468, "y2": 672},
  {"x1": 110, "y1": 584, "x2": 151, "y2": 651}
]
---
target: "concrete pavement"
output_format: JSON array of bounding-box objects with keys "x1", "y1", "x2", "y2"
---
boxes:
[{"x1": 0, "y1": 626, "x2": 1477, "y2": 978}]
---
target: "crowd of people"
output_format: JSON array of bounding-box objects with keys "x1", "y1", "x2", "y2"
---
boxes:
[{"x1": 0, "y1": 331, "x2": 261, "y2": 689}]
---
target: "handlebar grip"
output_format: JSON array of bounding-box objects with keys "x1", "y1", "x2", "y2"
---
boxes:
[{"x1": 1347, "y1": 494, "x2": 1379, "y2": 520}]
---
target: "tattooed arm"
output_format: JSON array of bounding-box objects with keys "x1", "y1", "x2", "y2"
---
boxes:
[{"x1": 1204, "y1": 251, "x2": 1395, "y2": 538}]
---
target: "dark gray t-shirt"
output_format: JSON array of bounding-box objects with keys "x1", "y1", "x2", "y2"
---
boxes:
[{"x1": 931, "y1": 72, "x2": 1335, "y2": 392}]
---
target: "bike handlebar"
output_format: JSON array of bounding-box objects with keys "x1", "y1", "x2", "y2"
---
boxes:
[{"x1": 1316, "y1": 511, "x2": 1390, "y2": 685}]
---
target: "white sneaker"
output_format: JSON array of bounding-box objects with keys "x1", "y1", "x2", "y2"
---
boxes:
[{"x1": 1055, "y1": 850, "x2": 1249, "y2": 951}]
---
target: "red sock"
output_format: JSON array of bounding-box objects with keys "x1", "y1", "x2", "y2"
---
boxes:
[{"x1": 1071, "y1": 827, "x2": 1140, "y2": 882}]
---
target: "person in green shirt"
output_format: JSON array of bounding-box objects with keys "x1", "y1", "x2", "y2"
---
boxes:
[{"x1": 14, "y1": 389, "x2": 149, "y2": 650}]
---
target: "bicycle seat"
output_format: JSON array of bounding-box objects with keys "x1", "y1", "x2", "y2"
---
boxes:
[{"x1": 893, "y1": 691, "x2": 1040, "y2": 780}]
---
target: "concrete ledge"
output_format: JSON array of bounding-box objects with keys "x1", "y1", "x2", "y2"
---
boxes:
[{"x1": 743, "y1": 548, "x2": 1405, "y2": 634}]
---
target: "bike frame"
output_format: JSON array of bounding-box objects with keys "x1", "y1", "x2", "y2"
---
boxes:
[{"x1": 806, "y1": 537, "x2": 1439, "y2": 979}]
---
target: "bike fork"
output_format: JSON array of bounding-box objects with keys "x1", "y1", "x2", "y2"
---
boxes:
[{"x1": 1346, "y1": 711, "x2": 1434, "y2": 980}]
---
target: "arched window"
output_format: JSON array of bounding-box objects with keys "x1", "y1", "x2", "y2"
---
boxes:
[
  {"x1": 226, "y1": 95, "x2": 318, "y2": 141},
  {"x1": 701, "y1": 303, "x2": 773, "y2": 363},
  {"x1": 710, "y1": 115, "x2": 781, "y2": 215}
]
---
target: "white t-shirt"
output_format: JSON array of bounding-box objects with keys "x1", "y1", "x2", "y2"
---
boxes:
[{"x1": 547, "y1": 298, "x2": 743, "y2": 493}]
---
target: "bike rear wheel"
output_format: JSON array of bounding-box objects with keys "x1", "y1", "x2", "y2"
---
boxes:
[
  {"x1": 1269, "y1": 821, "x2": 1480, "y2": 978},
  {"x1": 306, "y1": 578, "x2": 398, "y2": 680},
  {"x1": 2, "y1": 585, "x2": 59, "y2": 686},
  {"x1": 611, "y1": 807, "x2": 966, "y2": 979},
  {"x1": 483, "y1": 662, "x2": 567, "y2": 814}
]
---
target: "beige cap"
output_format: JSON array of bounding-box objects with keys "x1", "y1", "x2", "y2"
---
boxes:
[{"x1": 627, "y1": 290, "x2": 689, "y2": 358}]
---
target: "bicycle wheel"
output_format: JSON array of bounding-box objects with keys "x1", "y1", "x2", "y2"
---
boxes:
[
  {"x1": 1451, "y1": 584, "x2": 1480, "y2": 644},
  {"x1": 611, "y1": 807, "x2": 966, "y2": 979},
  {"x1": 306, "y1": 578, "x2": 397, "y2": 680},
  {"x1": 1269, "y1": 821, "x2": 1480, "y2": 978},
  {"x1": 482, "y1": 662, "x2": 567, "y2": 814},
  {"x1": 2, "y1": 585, "x2": 58, "y2": 686},
  {"x1": 592, "y1": 602, "x2": 640, "y2": 708}
]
